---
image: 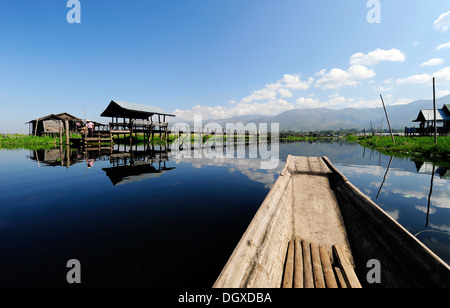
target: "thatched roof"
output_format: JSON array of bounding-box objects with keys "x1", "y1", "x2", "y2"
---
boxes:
[
  {"x1": 100, "y1": 100, "x2": 175, "y2": 119},
  {"x1": 26, "y1": 112, "x2": 83, "y2": 124}
]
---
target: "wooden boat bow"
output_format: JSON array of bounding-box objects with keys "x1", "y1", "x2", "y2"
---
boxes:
[{"x1": 213, "y1": 156, "x2": 450, "y2": 288}]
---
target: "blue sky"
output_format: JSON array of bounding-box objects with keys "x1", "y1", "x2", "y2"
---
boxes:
[{"x1": 1, "y1": 0, "x2": 450, "y2": 132}]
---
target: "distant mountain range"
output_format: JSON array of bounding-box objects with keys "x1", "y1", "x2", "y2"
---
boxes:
[{"x1": 197, "y1": 95, "x2": 450, "y2": 131}]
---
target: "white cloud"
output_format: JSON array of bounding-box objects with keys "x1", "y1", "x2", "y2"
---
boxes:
[
  {"x1": 315, "y1": 69, "x2": 327, "y2": 77},
  {"x1": 390, "y1": 97, "x2": 414, "y2": 106},
  {"x1": 278, "y1": 88, "x2": 293, "y2": 98},
  {"x1": 413, "y1": 41, "x2": 420, "y2": 47},
  {"x1": 420, "y1": 58, "x2": 444, "y2": 67},
  {"x1": 396, "y1": 67, "x2": 450, "y2": 86},
  {"x1": 241, "y1": 84, "x2": 279, "y2": 103},
  {"x1": 174, "y1": 49, "x2": 444, "y2": 121},
  {"x1": 296, "y1": 94, "x2": 382, "y2": 109},
  {"x1": 372, "y1": 85, "x2": 392, "y2": 92},
  {"x1": 281, "y1": 74, "x2": 314, "y2": 90},
  {"x1": 433, "y1": 67, "x2": 450, "y2": 83},
  {"x1": 240, "y1": 74, "x2": 313, "y2": 104},
  {"x1": 174, "y1": 73, "x2": 316, "y2": 121},
  {"x1": 436, "y1": 41, "x2": 450, "y2": 50},
  {"x1": 174, "y1": 99, "x2": 297, "y2": 121},
  {"x1": 296, "y1": 97, "x2": 320, "y2": 108},
  {"x1": 315, "y1": 65, "x2": 375, "y2": 89},
  {"x1": 349, "y1": 48, "x2": 406, "y2": 66},
  {"x1": 396, "y1": 74, "x2": 432, "y2": 85},
  {"x1": 437, "y1": 90, "x2": 450, "y2": 97},
  {"x1": 415, "y1": 205, "x2": 436, "y2": 215},
  {"x1": 434, "y1": 11, "x2": 450, "y2": 33},
  {"x1": 385, "y1": 209, "x2": 400, "y2": 221}
]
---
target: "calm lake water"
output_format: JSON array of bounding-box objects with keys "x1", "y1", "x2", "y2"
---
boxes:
[{"x1": 0, "y1": 139, "x2": 449, "y2": 287}]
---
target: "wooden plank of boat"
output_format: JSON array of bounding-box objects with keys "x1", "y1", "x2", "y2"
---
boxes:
[
  {"x1": 319, "y1": 245, "x2": 338, "y2": 288},
  {"x1": 293, "y1": 239, "x2": 303, "y2": 288},
  {"x1": 281, "y1": 240, "x2": 294, "y2": 288},
  {"x1": 311, "y1": 242, "x2": 326, "y2": 288},
  {"x1": 281, "y1": 239, "x2": 358, "y2": 288},
  {"x1": 302, "y1": 240, "x2": 314, "y2": 288},
  {"x1": 332, "y1": 245, "x2": 362, "y2": 288},
  {"x1": 213, "y1": 156, "x2": 450, "y2": 288}
]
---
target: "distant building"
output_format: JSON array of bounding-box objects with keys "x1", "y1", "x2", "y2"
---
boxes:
[
  {"x1": 408, "y1": 103, "x2": 450, "y2": 137},
  {"x1": 412, "y1": 104, "x2": 450, "y2": 129}
]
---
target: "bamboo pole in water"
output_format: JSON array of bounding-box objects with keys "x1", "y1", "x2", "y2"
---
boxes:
[
  {"x1": 380, "y1": 94, "x2": 395, "y2": 144},
  {"x1": 433, "y1": 77, "x2": 437, "y2": 144}
]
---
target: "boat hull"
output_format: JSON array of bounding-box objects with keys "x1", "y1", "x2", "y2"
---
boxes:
[{"x1": 214, "y1": 156, "x2": 450, "y2": 288}]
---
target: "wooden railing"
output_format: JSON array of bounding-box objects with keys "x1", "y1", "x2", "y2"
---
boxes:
[
  {"x1": 109, "y1": 122, "x2": 131, "y2": 131},
  {"x1": 109, "y1": 121, "x2": 169, "y2": 131}
]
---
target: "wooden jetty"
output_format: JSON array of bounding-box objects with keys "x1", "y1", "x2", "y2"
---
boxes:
[{"x1": 213, "y1": 156, "x2": 450, "y2": 288}]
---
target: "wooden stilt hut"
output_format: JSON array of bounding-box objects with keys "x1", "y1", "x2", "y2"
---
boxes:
[{"x1": 100, "y1": 100, "x2": 175, "y2": 142}]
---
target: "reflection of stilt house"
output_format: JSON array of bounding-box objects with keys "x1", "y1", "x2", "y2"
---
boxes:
[
  {"x1": 28, "y1": 147, "x2": 81, "y2": 168},
  {"x1": 100, "y1": 100, "x2": 175, "y2": 142},
  {"x1": 103, "y1": 147, "x2": 174, "y2": 185},
  {"x1": 415, "y1": 161, "x2": 449, "y2": 179},
  {"x1": 26, "y1": 113, "x2": 83, "y2": 136}
]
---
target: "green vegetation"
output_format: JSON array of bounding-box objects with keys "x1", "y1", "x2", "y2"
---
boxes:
[
  {"x1": 0, "y1": 134, "x2": 58, "y2": 149},
  {"x1": 280, "y1": 129, "x2": 363, "y2": 138},
  {"x1": 349, "y1": 135, "x2": 450, "y2": 163},
  {"x1": 280, "y1": 136, "x2": 319, "y2": 141}
]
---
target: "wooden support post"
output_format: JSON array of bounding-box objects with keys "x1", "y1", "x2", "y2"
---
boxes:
[
  {"x1": 380, "y1": 95, "x2": 395, "y2": 144},
  {"x1": 60, "y1": 145, "x2": 64, "y2": 166},
  {"x1": 65, "y1": 120, "x2": 70, "y2": 145},
  {"x1": 66, "y1": 145, "x2": 70, "y2": 168},
  {"x1": 433, "y1": 77, "x2": 437, "y2": 144},
  {"x1": 59, "y1": 121, "x2": 63, "y2": 145},
  {"x1": 34, "y1": 118, "x2": 39, "y2": 136}
]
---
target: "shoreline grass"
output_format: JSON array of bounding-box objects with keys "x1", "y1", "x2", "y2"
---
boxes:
[
  {"x1": 0, "y1": 134, "x2": 58, "y2": 150},
  {"x1": 349, "y1": 135, "x2": 450, "y2": 165}
]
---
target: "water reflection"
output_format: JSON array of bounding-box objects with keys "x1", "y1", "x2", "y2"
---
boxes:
[
  {"x1": 28, "y1": 146, "x2": 80, "y2": 168},
  {"x1": 415, "y1": 161, "x2": 450, "y2": 179},
  {"x1": 103, "y1": 149, "x2": 175, "y2": 186},
  {"x1": 22, "y1": 140, "x2": 450, "y2": 267},
  {"x1": 338, "y1": 153, "x2": 450, "y2": 264},
  {"x1": 376, "y1": 155, "x2": 393, "y2": 199}
]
